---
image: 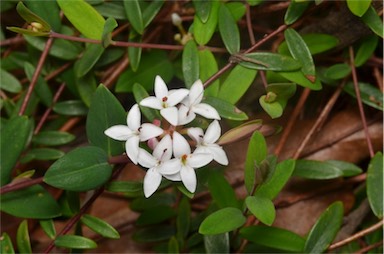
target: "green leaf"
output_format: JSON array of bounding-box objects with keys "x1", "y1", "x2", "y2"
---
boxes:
[
  {"x1": 177, "y1": 197, "x2": 191, "y2": 239},
  {"x1": 116, "y1": 50, "x2": 173, "y2": 92},
  {"x1": 226, "y1": 2, "x2": 246, "y2": 21},
  {"x1": 142, "y1": 0, "x2": 164, "y2": 27},
  {"x1": 355, "y1": 35, "x2": 379, "y2": 67},
  {"x1": 218, "y1": 65, "x2": 257, "y2": 104},
  {"x1": 1, "y1": 185, "x2": 61, "y2": 219},
  {"x1": 0, "y1": 68, "x2": 22, "y2": 93},
  {"x1": 128, "y1": 31, "x2": 142, "y2": 72},
  {"x1": 256, "y1": 159, "x2": 295, "y2": 200},
  {"x1": 246, "y1": 195, "x2": 275, "y2": 226},
  {"x1": 24, "y1": 62, "x2": 53, "y2": 107},
  {"x1": 123, "y1": 0, "x2": 144, "y2": 34},
  {"x1": 54, "y1": 235, "x2": 97, "y2": 249},
  {"x1": 204, "y1": 233, "x2": 229, "y2": 253},
  {"x1": 25, "y1": 0, "x2": 61, "y2": 32},
  {"x1": 236, "y1": 52, "x2": 302, "y2": 71},
  {"x1": 324, "y1": 63, "x2": 351, "y2": 80},
  {"x1": 208, "y1": 171, "x2": 239, "y2": 209},
  {"x1": 284, "y1": 28, "x2": 316, "y2": 81},
  {"x1": 0, "y1": 232, "x2": 15, "y2": 254},
  {"x1": 106, "y1": 181, "x2": 143, "y2": 196},
  {"x1": 326, "y1": 160, "x2": 363, "y2": 177},
  {"x1": 7, "y1": 26, "x2": 49, "y2": 37},
  {"x1": 39, "y1": 220, "x2": 56, "y2": 239},
  {"x1": 16, "y1": 2, "x2": 51, "y2": 32},
  {"x1": 1, "y1": 116, "x2": 32, "y2": 186},
  {"x1": 198, "y1": 50, "x2": 219, "y2": 96},
  {"x1": 21, "y1": 148, "x2": 65, "y2": 163},
  {"x1": 304, "y1": 202, "x2": 344, "y2": 253},
  {"x1": 266, "y1": 82, "x2": 297, "y2": 100},
  {"x1": 278, "y1": 70, "x2": 322, "y2": 90},
  {"x1": 101, "y1": 17, "x2": 118, "y2": 48},
  {"x1": 130, "y1": 193, "x2": 176, "y2": 211},
  {"x1": 132, "y1": 83, "x2": 161, "y2": 122},
  {"x1": 32, "y1": 131, "x2": 75, "y2": 146},
  {"x1": 285, "y1": 1, "x2": 310, "y2": 25},
  {"x1": 278, "y1": 33, "x2": 339, "y2": 55},
  {"x1": 218, "y1": 119, "x2": 263, "y2": 146},
  {"x1": 193, "y1": 0, "x2": 212, "y2": 23},
  {"x1": 17, "y1": 220, "x2": 32, "y2": 254},
  {"x1": 133, "y1": 225, "x2": 175, "y2": 243},
  {"x1": 57, "y1": 0, "x2": 105, "y2": 39},
  {"x1": 367, "y1": 152, "x2": 383, "y2": 218},
  {"x1": 361, "y1": 6, "x2": 383, "y2": 38},
  {"x1": 81, "y1": 214, "x2": 120, "y2": 239},
  {"x1": 245, "y1": 131, "x2": 267, "y2": 194},
  {"x1": 199, "y1": 207, "x2": 246, "y2": 235},
  {"x1": 240, "y1": 225, "x2": 305, "y2": 252},
  {"x1": 182, "y1": 40, "x2": 200, "y2": 88},
  {"x1": 193, "y1": 0, "x2": 219, "y2": 45},
  {"x1": 136, "y1": 206, "x2": 176, "y2": 226},
  {"x1": 93, "y1": 2, "x2": 126, "y2": 20},
  {"x1": 344, "y1": 82, "x2": 383, "y2": 111},
  {"x1": 167, "y1": 237, "x2": 179, "y2": 253},
  {"x1": 86, "y1": 85, "x2": 126, "y2": 156},
  {"x1": 76, "y1": 73, "x2": 97, "y2": 107},
  {"x1": 74, "y1": 44, "x2": 105, "y2": 78},
  {"x1": 259, "y1": 96, "x2": 283, "y2": 119},
  {"x1": 53, "y1": 100, "x2": 88, "y2": 116},
  {"x1": 218, "y1": 3, "x2": 240, "y2": 54},
  {"x1": 44, "y1": 146, "x2": 113, "y2": 191},
  {"x1": 293, "y1": 160, "x2": 343, "y2": 179},
  {"x1": 347, "y1": 0, "x2": 371, "y2": 17},
  {"x1": 203, "y1": 96, "x2": 248, "y2": 121}
]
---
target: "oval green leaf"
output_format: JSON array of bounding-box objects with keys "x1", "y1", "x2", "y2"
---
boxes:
[
  {"x1": 347, "y1": 0, "x2": 371, "y2": 17},
  {"x1": 246, "y1": 195, "x2": 275, "y2": 226},
  {"x1": 128, "y1": 31, "x2": 142, "y2": 72},
  {"x1": 293, "y1": 160, "x2": 343, "y2": 179},
  {"x1": 74, "y1": 44, "x2": 105, "y2": 78},
  {"x1": 208, "y1": 172, "x2": 239, "y2": 209},
  {"x1": 81, "y1": 214, "x2": 120, "y2": 239},
  {"x1": 142, "y1": 0, "x2": 164, "y2": 27},
  {"x1": 278, "y1": 33, "x2": 339, "y2": 55},
  {"x1": 324, "y1": 63, "x2": 351, "y2": 80},
  {"x1": 193, "y1": 0, "x2": 212, "y2": 23},
  {"x1": 182, "y1": 40, "x2": 200, "y2": 88},
  {"x1": 284, "y1": 1, "x2": 310, "y2": 25},
  {"x1": 44, "y1": 146, "x2": 113, "y2": 191},
  {"x1": 304, "y1": 201, "x2": 344, "y2": 253},
  {"x1": 39, "y1": 219, "x2": 56, "y2": 239},
  {"x1": 193, "y1": 0, "x2": 219, "y2": 45},
  {"x1": 123, "y1": 0, "x2": 144, "y2": 34},
  {"x1": 199, "y1": 207, "x2": 246, "y2": 235},
  {"x1": 198, "y1": 50, "x2": 219, "y2": 96},
  {"x1": 218, "y1": 4, "x2": 240, "y2": 54},
  {"x1": 0, "y1": 232, "x2": 15, "y2": 254},
  {"x1": 106, "y1": 181, "x2": 143, "y2": 196},
  {"x1": 55, "y1": 235, "x2": 97, "y2": 249},
  {"x1": 236, "y1": 52, "x2": 302, "y2": 71},
  {"x1": 361, "y1": 6, "x2": 383, "y2": 38},
  {"x1": 366, "y1": 152, "x2": 383, "y2": 218},
  {"x1": 53, "y1": 100, "x2": 88, "y2": 116},
  {"x1": 259, "y1": 96, "x2": 283, "y2": 119},
  {"x1": 16, "y1": 220, "x2": 32, "y2": 254},
  {"x1": 344, "y1": 82, "x2": 383, "y2": 111},
  {"x1": 24, "y1": 62, "x2": 53, "y2": 107},
  {"x1": 21, "y1": 148, "x2": 65, "y2": 163},
  {"x1": 326, "y1": 160, "x2": 363, "y2": 177},
  {"x1": 0, "y1": 68, "x2": 22, "y2": 93},
  {"x1": 203, "y1": 96, "x2": 248, "y2": 121},
  {"x1": 204, "y1": 233, "x2": 229, "y2": 254},
  {"x1": 355, "y1": 35, "x2": 379, "y2": 67},
  {"x1": 177, "y1": 197, "x2": 191, "y2": 239},
  {"x1": 278, "y1": 70, "x2": 322, "y2": 90},
  {"x1": 32, "y1": 131, "x2": 75, "y2": 146}
]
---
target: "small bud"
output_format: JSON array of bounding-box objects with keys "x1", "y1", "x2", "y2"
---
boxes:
[
  {"x1": 265, "y1": 92, "x2": 277, "y2": 103},
  {"x1": 31, "y1": 22, "x2": 43, "y2": 30},
  {"x1": 171, "y1": 13, "x2": 182, "y2": 27}
]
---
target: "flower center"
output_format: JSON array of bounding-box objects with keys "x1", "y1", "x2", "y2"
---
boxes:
[
  {"x1": 181, "y1": 154, "x2": 188, "y2": 165},
  {"x1": 162, "y1": 96, "x2": 168, "y2": 108}
]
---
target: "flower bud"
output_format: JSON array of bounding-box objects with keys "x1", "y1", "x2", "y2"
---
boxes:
[{"x1": 171, "y1": 13, "x2": 182, "y2": 27}]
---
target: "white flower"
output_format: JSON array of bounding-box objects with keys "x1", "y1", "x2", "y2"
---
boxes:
[
  {"x1": 178, "y1": 79, "x2": 221, "y2": 125},
  {"x1": 140, "y1": 75, "x2": 189, "y2": 126},
  {"x1": 162, "y1": 131, "x2": 212, "y2": 193},
  {"x1": 188, "y1": 120, "x2": 228, "y2": 165},
  {"x1": 104, "y1": 104, "x2": 163, "y2": 164},
  {"x1": 137, "y1": 135, "x2": 178, "y2": 198}
]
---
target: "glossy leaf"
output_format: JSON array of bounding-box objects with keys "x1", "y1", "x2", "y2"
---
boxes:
[
  {"x1": 17, "y1": 220, "x2": 32, "y2": 254},
  {"x1": 0, "y1": 68, "x2": 22, "y2": 93},
  {"x1": 1, "y1": 185, "x2": 61, "y2": 219},
  {"x1": 25, "y1": 0, "x2": 61, "y2": 31},
  {"x1": 326, "y1": 160, "x2": 363, "y2": 177},
  {"x1": 21, "y1": 148, "x2": 65, "y2": 163},
  {"x1": 142, "y1": 0, "x2": 164, "y2": 27},
  {"x1": 324, "y1": 63, "x2": 351, "y2": 80},
  {"x1": 304, "y1": 202, "x2": 344, "y2": 253},
  {"x1": 278, "y1": 33, "x2": 339, "y2": 55},
  {"x1": 361, "y1": 6, "x2": 383, "y2": 38},
  {"x1": 128, "y1": 31, "x2": 142, "y2": 72},
  {"x1": 293, "y1": 160, "x2": 343, "y2": 179},
  {"x1": 101, "y1": 17, "x2": 118, "y2": 48},
  {"x1": 55, "y1": 235, "x2": 97, "y2": 249},
  {"x1": 86, "y1": 85, "x2": 126, "y2": 156},
  {"x1": 133, "y1": 225, "x2": 175, "y2": 242},
  {"x1": 240, "y1": 225, "x2": 305, "y2": 252},
  {"x1": 285, "y1": 1, "x2": 310, "y2": 25},
  {"x1": 226, "y1": 2, "x2": 246, "y2": 21},
  {"x1": 204, "y1": 233, "x2": 229, "y2": 253},
  {"x1": 218, "y1": 3, "x2": 240, "y2": 54},
  {"x1": 203, "y1": 96, "x2": 248, "y2": 121},
  {"x1": 193, "y1": 0, "x2": 212, "y2": 23},
  {"x1": 218, "y1": 119, "x2": 263, "y2": 146},
  {"x1": 132, "y1": 83, "x2": 161, "y2": 122},
  {"x1": 256, "y1": 159, "x2": 296, "y2": 200},
  {"x1": 366, "y1": 152, "x2": 383, "y2": 218},
  {"x1": 193, "y1": 0, "x2": 219, "y2": 45},
  {"x1": 123, "y1": 0, "x2": 144, "y2": 34},
  {"x1": 53, "y1": 100, "x2": 88, "y2": 116},
  {"x1": 198, "y1": 50, "x2": 219, "y2": 96},
  {"x1": 32, "y1": 131, "x2": 75, "y2": 146},
  {"x1": 182, "y1": 40, "x2": 200, "y2": 88},
  {"x1": 218, "y1": 65, "x2": 257, "y2": 104},
  {"x1": 1, "y1": 116, "x2": 32, "y2": 186},
  {"x1": 245, "y1": 131, "x2": 267, "y2": 194},
  {"x1": 199, "y1": 207, "x2": 246, "y2": 235},
  {"x1": 355, "y1": 35, "x2": 379, "y2": 67},
  {"x1": 39, "y1": 219, "x2": 56, "y2": 239},
  {"x1": 208, "y1": 172, "x2": 239, "y2": 209},
  {"x1": 278, "y1": 70, "x2": 322, "y2": 90},
  {"x1": 24, "y1": 62, "x2": 52, "y2": 107},
  {"x1": 236, "y1": 52, "x2": 301, "y2": 71},
  {"x1": 57, "y1": 0, "x2": 105, "y2": 40},
  {"x1": 16, "y1": 2, "x2": 51, "y2": 32},
  {"x1": 246, "y1": 195, "x2": 275, "y2": 226},
  {"x1": 284, "y1": 28, "x2": 316, "y2": 81},
  {"x1": 347, "y1": 0, "x2": 371, "y2": 17},
  {"x1": 44, "y1": 146, "x2": 113, "y2": 191},
  {"x1": 74, "y1": 44, "x2": 105, "y2": 78},
  {"x1": 81, "y1": 214, "x2": 120, "y2": 239},
  {"x1": 344, "y1": 82, "x2": 383, "y2": 111},
  {"x1": 0, "y1": 232, "x2": 15, "y2": 254}
]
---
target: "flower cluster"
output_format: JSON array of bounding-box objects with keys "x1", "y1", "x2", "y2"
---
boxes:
[{"x1": 105, "y1": 76, "x2": 228, "y2": 198}]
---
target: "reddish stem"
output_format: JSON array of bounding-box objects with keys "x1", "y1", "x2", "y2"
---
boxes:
[{"x1": 0, "y1": 177, "x2": 44, "y2": 195}]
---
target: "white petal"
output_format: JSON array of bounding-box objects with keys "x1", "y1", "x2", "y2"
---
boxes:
[
  {"x1": 189, "y1": 80, "x2": 204, "y2": 105},
  {"x1": 127, "y1": 104, "x2": 141, "y2": 131},
  {"x1": 143, "y1": 168, "x2": 162, "y2": 198},
  {"x1": 125, "y1": 135, "x2": 140, "y2": 164},
  {"x1": 140, "y1": 97, "x2": 162, "y2": 110},
  {"x1": 167, "y1": 88, "x2": 189, "y2": 106},
  {"x1": 180, "y1": 165, "x2": 197, "y2": 193},
  {"x1": 204, "y1": 120, "x2": 221, "y2": 144},
  {"x1": 137, "y1": 148, "x2": 158, "y2": 168},
  {"x1": 159, "y1": 158, "x2": 181, "y2": 175},
  {"x1": 207, "y1": 145, "x2": 229, "y2": 165},
  {"x1": 160, "y1": 107, "x2": 179, "y2": 126},
  {"x1": 104, "y1": 125, "x2": 134, "y2": 141},
  {"x1": 163, "y1": 172, "x2": 182, "y2": 181},
  {"x1": 188, "y1": 153, "x2": 213, "y2": 168},
  {"x1": 193, "y1": 103, "x2": 221, "y2": 120},
  {"x1": 153, "y1": 134, "x2": 173, "y2": 161},
  {"x1": 173, "y1": 131, "x2": 191, "y2": 158},
  {"x1": 178, "y1": 105, "x2": 195, "y2": 125},
  {"x1": 139, "y1": 123, "x2": 163, "y2": 141},
  {"x1": 154, "y1": 75, "x2": 168, "y2": 99},
  {"x1": 187, "y1": 127, "x2": 204, "y2": 144}
]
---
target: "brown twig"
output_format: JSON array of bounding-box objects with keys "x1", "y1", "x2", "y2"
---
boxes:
[
  {"x1": 245, "y1": 3, "x2": 256, "y2": 45},
  {"x1": 0, "y1": 177, "x2": 44, "y2": 195},
  {"x1": 354, "y1": 240, "x2": 383, "y2": 254}
]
